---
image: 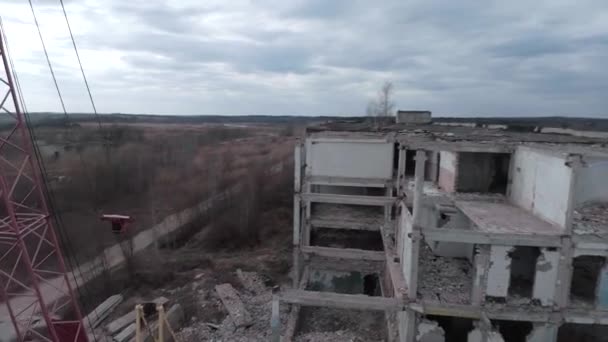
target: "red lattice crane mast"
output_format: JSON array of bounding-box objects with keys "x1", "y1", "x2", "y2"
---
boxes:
[{"x1": 0, "y1": 25, "x2": 88, "y2": 342}]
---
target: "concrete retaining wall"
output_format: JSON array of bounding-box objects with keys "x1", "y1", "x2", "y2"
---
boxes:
[
  {"x1": 509, "y1": 147, "x2": 572, "y2": 227},
  {"x1": 306, "y1": 139, "x2": 394, "y2": 179},
  {"x1": 438, "y1": 151, "x2": 457, "y2": 192},
  {"x1": 574, "y1": 157, "x2": 608, "y2": 206}
]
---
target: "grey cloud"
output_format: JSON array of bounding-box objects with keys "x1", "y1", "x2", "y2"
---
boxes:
[
  {"x1": 4, "y1": 0, "x2": 608, "y2": 116},
  {"x1": 489, "y1": 35, "x2": 572, "y2": 58}
]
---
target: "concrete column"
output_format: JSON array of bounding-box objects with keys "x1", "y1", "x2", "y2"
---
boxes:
[
  {"x1": 564, "y1": 154, "x2": 583, "y2": 235},
  {"x1": 412, "y1": 150, "x2": 427, "y2": 223},
  {"x1": 398, "y1": 310, "x2": 416, "y2": 342},
  {"x1": 294, "y1": 143, "x2": 302, "y2": 193},
  {"x1": 426, "y1": 151, "x2": 439, "y2": 182},
  {"x1": 486, "y1": 246, "x2": 512, "y2": 298},
  {"x1": 596, "y1": 263, "x2": 608, "y2": 310},
  {"x1": 555, "y1": 237, "x2": 574, "y2": 308},
  {"x1": 397, "y1": 146, "x2": 406, "y2": 197},
  {"x1": 472, "y1": 245, "x2": 490, "y2": 305},
  {"x1": 292, "y1": 249, "x2": 300, "y2": 288},
  {"x1": 293, "y1": 195, "x2": 301, "y2": 245},
  {"x1": 532, "y1": 248, "x2": 560, "y2": 306},
  {"x1": 270, "y1": 288, "x2": 280, "y2": 342},
  {"x1": 385, "y1": 186, "x2": 393, "y2": 223},
  {"x1": 526, "y1": 324, "x2": 558, "y2": 342}
]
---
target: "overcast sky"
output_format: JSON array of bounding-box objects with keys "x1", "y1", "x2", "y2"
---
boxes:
[{"x1": 2, "y1": 0, "x2": 608, "y2": 116}]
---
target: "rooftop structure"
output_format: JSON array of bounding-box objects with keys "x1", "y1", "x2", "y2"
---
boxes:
[
  {"x1": 396, "y1": 110, "x2": 432, "y2": 124},
  {"x1": 275, "y1": 119, "x2": 608, "y2": 341}
]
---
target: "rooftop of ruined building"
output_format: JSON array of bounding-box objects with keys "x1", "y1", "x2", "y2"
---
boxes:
[{"x1": 306, "y1": 119, "x2": 608, "y2": 154}]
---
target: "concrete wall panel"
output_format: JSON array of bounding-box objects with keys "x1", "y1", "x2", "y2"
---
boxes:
[
  {"x1": 401, "y1": 205, "x2": 415, "y2": 288},
  {"x1": 438, "y1": 151, "x2": 457, "y2": 192},
  {"x1": 575, "y1": 157, "x2": 608, "y2": 206},
  {"x1": 509, "y1": 147, "x2": 572, "y2": 227},
  {"x1": 597, "y1": 266, "x2": 608, "y2": 310},
  {"x1": 532, "y1": 248, "x2": 560, "y2": 306},
  {"x1": 486, "y1": 246, "x2": 512, "y2": 298},
  {"x1": 306, "y1": 139, "x2": 394, "y2": 179}
]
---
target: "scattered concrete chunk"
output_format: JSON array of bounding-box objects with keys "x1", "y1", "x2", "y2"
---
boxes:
[
  {"x1": 86, "y1": 294, "x2": 123, "y2": 330},
  {"x1": 106, "y1": 311, "x2": 135, "y2": 336},
  {"x1": 416, "y1": 319, "x2": 445, "y2": 342},
  {"x1": 215, "y1": 283, "x2": 253, "y2": 328},
  {"x1": 113, "y1": 322, "x2": 135, "y2": 342}
]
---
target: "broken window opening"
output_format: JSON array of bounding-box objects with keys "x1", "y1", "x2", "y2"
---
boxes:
[
  {"x1": 494, "y1": 319, "x2": 533, "y2": 342},
  {"x1": 426, "y1": 315, "x2": 473, "y2": 342},
  {"x1": 508, "y1": 246, "x2": 540, "y2": 298},
  {"x1": 455, "y1": 152, "x2": 511, "y2": 194},
  {"x1": 310, "y1": 185, "x2": 386, "y2": 196},
  {"x1": 363, "y1": 274, "x2": 381, "y2": 296},
  {"x1": 558, "y1": 323, "x2": 608, "y2": 342},
  {"x1": 405, "y1": 149, "x2": 416, "y2": 176},
  {"x1": 393, "y1": 143, "x2": 400, "y2": 175},
  {"x1": 310, "y1": 228, "x2": 384, "y2": 251},
  {"x1": 570, "y1": 255, "x2": 605, "y2": 305}
]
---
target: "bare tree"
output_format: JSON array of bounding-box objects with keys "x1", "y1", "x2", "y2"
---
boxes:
[
  {"x1": 366, "y1": 81, "x2": 395, "y2": 117},
  {"x1": 376, "y1": 81, "x2": 395, "y2": 117}
]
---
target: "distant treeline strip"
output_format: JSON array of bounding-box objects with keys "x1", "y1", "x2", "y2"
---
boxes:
[{"x1": 2, "y1": 113, "x2": 607, "y2": 132}]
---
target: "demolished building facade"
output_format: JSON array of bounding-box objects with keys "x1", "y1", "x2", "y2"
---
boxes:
[{"x1": 278, "y1": 118, "x2": 608, "y2": 341}]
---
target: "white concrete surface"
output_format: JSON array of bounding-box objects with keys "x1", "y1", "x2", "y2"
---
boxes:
[
  {"x1": 400, "y1": 204, "x2": 415, "y2": 289},
  {"x1": 416, "y1": 319, "x2": 445, "y2": 342},
  {"x1": 574, "y1": 157, "x2": 608, "y2": 206},
  {"x1": 526, "y1": 324, "x2": 558, "y2": 342},
  {"x1": 305, "y1": 139, "x2": 394, "y2": 179},
  {"x1": 509, "y1": 147, "x2": 572, "y2": 227},
  {"x1": 532, "y1": 248, "x2": 560, "y2": 306},
  {"x1": 486, "y1": 246, "x2": 512, "y2": 298}
]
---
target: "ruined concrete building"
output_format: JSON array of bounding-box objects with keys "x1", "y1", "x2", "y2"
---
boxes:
[{"x1": 277, "y1": 117, "x2": 608, "y2": 341}]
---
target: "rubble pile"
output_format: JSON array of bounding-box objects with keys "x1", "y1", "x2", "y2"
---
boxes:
[
  {"x1": 573, "y1": 202, "x2": 608, "y2": 236},
  {"x1": 177, "y1": 270, "x2": 289, "y2": 342},
  {"x1": 418, "y1": 244, "x2": 472, "y2": 304}
]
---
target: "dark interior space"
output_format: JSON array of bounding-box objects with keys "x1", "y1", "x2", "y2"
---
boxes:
[
  {"x1": 494, "y1": 320, "x2": 533, "y2": 342},
  {"x1": 405, "y1": 149, "x2": 416, "y2": 176},
  {"x1": 570, "y1": 255, "x2": 605, "y2": 304},
  {"x1": 297, "y1": 307, "x2": 387, "y2": 341},
  {"x1": 310, "y1": 228, "x2": 384, "y2": 251},
  {"x1": 456, "y1": 152, "x2": 511, "y2": 193},
  {"x1": 558, "y1": 323, "x2": 608, "y2": 342},
  {"x1": 310, "y1": 184, "x2": 386, "y2": 196},
  {"x1": 427, "y1": 315, "x2": 473, "y2": 342},
  {"x1": 424, "y1": 151, "x2": 439, "y2": 182},
  {"x1": 508, "y1": 246, "x2": 540, "y2": 298},
  {"x1": 393, "y1": 143, "x2": 400, "y2": 174},
  {"x1": 363, "y1": 273, "x2": 381, "y2": 296}
]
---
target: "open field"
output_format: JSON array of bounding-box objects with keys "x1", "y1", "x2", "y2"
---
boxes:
[{"x1": 25, "y1": 120, "x2": 297, "y2": 262}]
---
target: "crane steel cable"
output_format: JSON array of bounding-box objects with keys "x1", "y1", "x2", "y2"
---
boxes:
[
  {"x1": 27, "y1": 0, "x2": 68, "y2": 114},
  {"x1": 20, "y1": 4, "x2": 111, "y2": 339},
  {"x1": 58, "y1": 0, "x2": 103, "y2": 131},
  {"x1": 0, "y1": 16, "x2": 101, "y2": 342},
  {"x1": 57, "y1": 0, "x2": 136, "y2": 290}
]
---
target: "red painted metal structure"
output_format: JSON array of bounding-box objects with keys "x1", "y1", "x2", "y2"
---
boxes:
[{"x1": 0, "y1": 26, "x2": 88, "y2": 341}]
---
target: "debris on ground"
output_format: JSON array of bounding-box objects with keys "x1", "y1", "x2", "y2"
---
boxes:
[
  {"x1": 295, "y1": 330, "x2": 368, "y2": 342},
  {"x1": 85, "y1": 294, "x2": 123, "y2": 330},
  {"x1": 177, "y1": 271, "x2": 289, "y2": 342},
  {"x1": 215, "y1": 283, "x2": 253, "y2": 328},
  {"x1": 418, "y1": 243, "x2": 472, "y2": 304},
  {"x1": 573, "y1": 202, "x2": 608, "y2": 236}
]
